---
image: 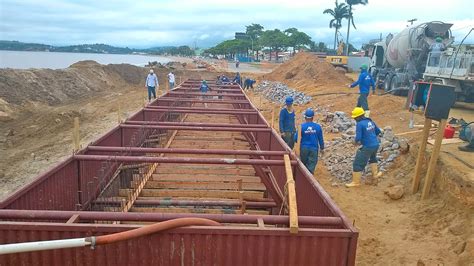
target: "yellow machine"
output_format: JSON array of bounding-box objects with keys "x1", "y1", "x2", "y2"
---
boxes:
[{"x1": 325, "y1": 41, "x2": 348, "y2": 70}]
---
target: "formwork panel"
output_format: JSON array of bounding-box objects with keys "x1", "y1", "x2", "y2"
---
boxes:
[
  {"x1": 0, "y1": 223, "x2": 353, "y2": 266},
  {"x1": 0, "y1": 80, "x2": 357, "y2": 265}
]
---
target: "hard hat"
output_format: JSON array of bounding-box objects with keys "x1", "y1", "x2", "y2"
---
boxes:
[
  {"x1": 360, "y1": 64, "x2": 368, "y2": 70},
  {"x1": 436, "y1": 36, "x2": 443, "y2": 42},
  {"x1": 304, "y1": 108, "x2": 315, "y2": 118},
  {"x1": 351, "y1": 107, "x2": 365, "y2": 118},
  {"x1": 202, "y1": 80, "x2": 207, "y2": 84},
  {"x1": 285, "y1": 96, "x2": 294, "y2": 105},
  {"x1": 149, "y1": 69, "x2": 154, "y2": 73}
]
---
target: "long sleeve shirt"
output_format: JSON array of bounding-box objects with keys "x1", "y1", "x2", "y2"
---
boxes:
[
  {"x1": 300, "y1": 122, "x2": 324, "y2": 151},
  {"x1": 146, "y1": 74, "x2": 159, "y2": 87},
  {"x1": 355, "y1": 118, "x2": 381, "y2": 148},
  {"x1": 279, "y1": 108, "x2": 296, "y2": 133},
  {"x1": 350, "y1": 70, "x2": 375, "y2": 94},
  {"x1": 168, "y1": 73, "x2": 175, "y2": 83}
]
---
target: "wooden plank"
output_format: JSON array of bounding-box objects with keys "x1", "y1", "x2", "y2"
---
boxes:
[
  {"x1": 129, "y1": 207, "x2": 269, "y2": 215},
  {"x1": 154, "y1": 168, "x2": 256, "y2": 176},
  {"x1": 144, "y1": 180, "x2": 265, "y2": 191},
  {"x1": 284, "y1": 154, "x2": 298, "y2": 234},
  {"x1": 151, "y1": 174, "x2": 260, "y2": 182},
  {"x1": 136, "y1": 196, "x2": 274, "y2": 202},
  {"x1": 257, "y1": 218, "x2": 265, "y2": 228},
  {"x1": 73, "y1": 117, "x2": 80, "y2": 152},
  {"x1": 271, "y1": 107, "x2": 275, "y2": 129},
  {"x1": 66, "y1": 214, "x2": 80, "y2": 224},
  {"x1": 421, "y1": 119, "x2": 447, "y2": 199},
  {"x1": 427, "y1": 138, "x2": 464, "y2": 145},
  {"x1": 132, "y1": 189, "x2": 264, "y2": 199},
  {"x1": 412, "y1": 118, "x2": 432, "y2": 194}
]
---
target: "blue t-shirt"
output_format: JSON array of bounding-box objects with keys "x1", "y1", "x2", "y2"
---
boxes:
[
  {"x1": 355, "y1": 118, "x2": 381, "y2": 148},
  {"x1": 279, "y1": 108, "x2": 296, "y2": 133},
  {"x1": 300, "y1": 122, "x2": 324, "y2": 151},
  {"x1": 350, "y1": 70, "x2": 375, "y2": 94},
  {"x1": 200, "y1": 84, "x2": 209, "y2": 92}
]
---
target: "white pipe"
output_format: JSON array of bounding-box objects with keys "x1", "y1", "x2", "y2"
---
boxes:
[{"x1": 0, "y1": 238, "x2": 92, "y2": 255}]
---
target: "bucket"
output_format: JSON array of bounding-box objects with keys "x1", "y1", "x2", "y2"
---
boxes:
[{"x1": 444, "y1": 125, "x2": 455, "y2": 139}]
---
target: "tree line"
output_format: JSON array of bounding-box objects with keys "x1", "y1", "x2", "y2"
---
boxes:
[{"x1": 204, "y1": 24, "x2": 332, "y2": 61}]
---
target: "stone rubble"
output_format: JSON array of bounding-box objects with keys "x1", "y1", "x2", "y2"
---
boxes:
[
  {"x1": 254, "y1": 80, "x2": 312, "y2": 105},
  {"x1": 321, "y1": 111, "x2": 407, "y2": 183}
]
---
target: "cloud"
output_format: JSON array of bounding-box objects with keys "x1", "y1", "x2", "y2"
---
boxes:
[{"x1": 0, "y1": 0, "x2": 472, "y2": 48}]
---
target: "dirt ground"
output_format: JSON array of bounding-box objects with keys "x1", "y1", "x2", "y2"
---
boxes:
[
  {"x1": 249, "y1": 52, "x2": 473, "y2": 265},
  {"x1": 0, "y1": 54, "x2": 473, "y2": 265}
]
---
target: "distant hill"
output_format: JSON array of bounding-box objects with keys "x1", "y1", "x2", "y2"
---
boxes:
[{"x1": 0, "y1": 40, "x2": 194, "y2": 56}]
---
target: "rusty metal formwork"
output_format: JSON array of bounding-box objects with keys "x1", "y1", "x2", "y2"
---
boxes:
[{"x1": 0, "y1": 79, "x2": 358, "y2": 265}]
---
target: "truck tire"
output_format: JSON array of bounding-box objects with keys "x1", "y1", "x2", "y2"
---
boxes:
[
  {"x1": 383, "y1": 75, "x2": 392, "y2": 92},
  {"x1": 390, "y1": 75, "x2": 400, "y2": 95}
]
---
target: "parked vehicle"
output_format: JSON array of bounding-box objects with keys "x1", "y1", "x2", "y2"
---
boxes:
[{"x1": 369, "y1": 22, "x2": 455, "y2": 95}]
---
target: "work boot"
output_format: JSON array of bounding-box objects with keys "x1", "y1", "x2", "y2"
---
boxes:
[
  {"x1": 367, "y1": 163, "x2": 383, "y2": 185},
  {"x1": 346, "y1": 172, "x2": 362, "y2": 188},
  {"x1": 365, "y1": 110, "x2": 371, "y2": 118},
  {"x1": 458, "y1": 144, "x2": 474, "y2": 152}
]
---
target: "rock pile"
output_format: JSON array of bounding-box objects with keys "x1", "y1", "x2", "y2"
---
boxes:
[
  {"x1": 254, "y1": 80, "x2": 311, "y2": 105},
  {"x1": 321, "y1": 111, "x2": 407, "y2": 182}
]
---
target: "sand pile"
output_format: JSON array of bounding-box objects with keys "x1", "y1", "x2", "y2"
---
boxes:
[
  {"x1": 0, "y1": 61, "x2": 169, "y2": 106},
  {"x1": 261, "y1": 52, "x2": 352, "y2": 93}
]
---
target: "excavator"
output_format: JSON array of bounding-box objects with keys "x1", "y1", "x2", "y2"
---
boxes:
[{"x1": 325, "y1": 41, "x2": 348, "y2": 71}]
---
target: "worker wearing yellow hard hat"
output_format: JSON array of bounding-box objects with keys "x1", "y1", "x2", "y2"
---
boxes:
[{"x1": 346, "y1": 107, "x2": 383, "y2": 187}]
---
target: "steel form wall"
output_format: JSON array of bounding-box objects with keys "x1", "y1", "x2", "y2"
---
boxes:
[
  {"x1": 0, "y1": 222, "x2": 353, "y2": 266},
  {"x1": 0, "y1": 80, "x2": 358, "y2": 265}
]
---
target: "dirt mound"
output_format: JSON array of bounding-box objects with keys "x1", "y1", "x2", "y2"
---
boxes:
[
  {"x1": 0, "y1": 61, "x2": 163, "y2": 106},
  {"x1": 261, "y1": 52, "x2": 352, "y2": 92}
]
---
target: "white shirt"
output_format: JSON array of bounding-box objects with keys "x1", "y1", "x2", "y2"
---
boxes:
[
  {"x1": 168, "y1": 73, "x2": 175, "y2": 83},
  {"x1": 146, "y1": 74, "x2": 158, "y2": 87}
]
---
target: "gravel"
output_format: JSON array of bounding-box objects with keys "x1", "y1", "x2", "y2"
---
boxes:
[{"x1": 254, "y1": 80, "x2": 312, "y2": 105}]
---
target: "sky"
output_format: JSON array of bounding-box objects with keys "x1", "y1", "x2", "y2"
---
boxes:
[{"x1": 1, "y1": 0, "x2": 473, "y2": 49}]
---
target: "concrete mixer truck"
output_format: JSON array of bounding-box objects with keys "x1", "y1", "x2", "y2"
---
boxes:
[{"x1": 368, "y1": 21, "x2": 469, "y2": 97}]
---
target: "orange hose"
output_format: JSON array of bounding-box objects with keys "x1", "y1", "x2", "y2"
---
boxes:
[{"x1": 92, "y1": 218, "x2": 220, "y2": 245}]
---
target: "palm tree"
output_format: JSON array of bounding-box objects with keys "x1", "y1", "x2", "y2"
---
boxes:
[
  {"x1": 344, "y1": 0, "x2": 368, "y2": 55},
  {"x1": 323, "y1": 1, "x2": 350, "y2": 50}
]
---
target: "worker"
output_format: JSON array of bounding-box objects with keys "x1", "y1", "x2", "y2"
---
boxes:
[
  {"x1": 299, "y1": 108, "x2": 325, "y2": 174},
  {"x1": 458, "y1": 123, "x2": 474, "y2": 152},
  {"x1": 221, "y1": 75, "x2": 230, "y2": 84},
  {"x1": 236, "y1": 59, "x2": 240, "y2": 68},
  {"x1": 429, "y1": 37, "x2": 445, "y2": 67},
  {"x1": 348, "y1": 64, "x2": 375, "y2": 117},
  {"x1": 200, "y1": 80, "x2": 210, "y2": 94},
  {"x1": 346, "y1": 107, "x2": 383, "y2": 187},
  {"x1": 243, "y1": 78, "x2": 256, "y2": 90},
  {"x1": 167, "y1": 71, "x2": 175, "y2": 90},
  {"x1": 233, "y1": 72, "x2": 242, "y2": 87},
  {"x1": 145, "y1": 69, "x2": 159, "y2": 102},
  {"x1": 279, "y1": 96, "x2": 296, "y2": 149}
]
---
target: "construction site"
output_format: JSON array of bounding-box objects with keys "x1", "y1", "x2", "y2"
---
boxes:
[{"x1": 0, "y1": 49, "x2": 472, "y2": 265}]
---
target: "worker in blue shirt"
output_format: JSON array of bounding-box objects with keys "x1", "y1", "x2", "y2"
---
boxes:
[
  {"x1": 348, "y1": 64, "x2": 375, "y2": 117},
  {"x1": 299, "y1": 108, "x2": 325, "y2": 174},
  {"x1": 346, "y1": 107, "x2": 383, "y2": 188},
  {"x1": 243, "y1": 78, "x2": 256, "y2": 90},
  {"x1": 232, "y1": 72, "x2": 242, "y2": 87},
  {"x1": 279, "y1": 96, "x2": 296, "y2": 149}
]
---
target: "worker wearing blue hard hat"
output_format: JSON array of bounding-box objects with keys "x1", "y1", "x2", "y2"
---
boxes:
[
  {"x1": 298, "y1": 108, "x2": 325, "y2": 174},
  {"x1": 279, "y1": 96, "x2": 296, "y2": 149}
]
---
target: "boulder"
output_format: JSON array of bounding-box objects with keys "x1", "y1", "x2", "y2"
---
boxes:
[{"x1": 384, "y1": 185, "x2": 404, "y2": 200}]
